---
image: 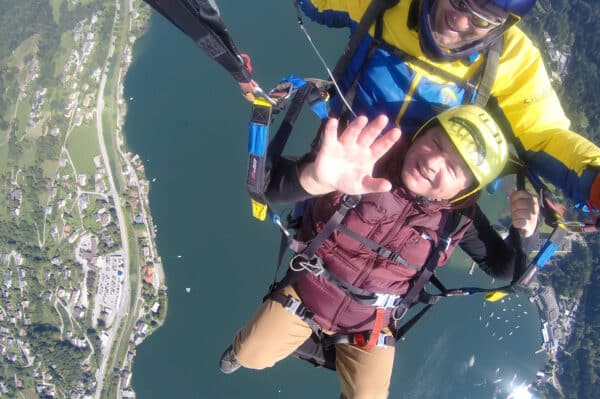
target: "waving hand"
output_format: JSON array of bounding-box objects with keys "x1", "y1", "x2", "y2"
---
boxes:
[{"x1": 300, "y1": 115, "x2": 402, "y2": 196}]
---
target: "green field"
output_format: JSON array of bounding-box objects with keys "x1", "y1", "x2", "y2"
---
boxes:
[
  {"x1": 0, "y1": 142, "x2": 9, "y2": 172},
  {"x1": 66, "y1": 123, "x2": 100, "y2": 176},
  {"x1": 53, "y1": 31, "x2": 75, "y2": 80},
  {"x1": 49, "y1": 0, "x2": 63, "y2": 25}
]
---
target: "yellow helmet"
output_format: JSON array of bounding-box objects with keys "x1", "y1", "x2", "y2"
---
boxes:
[{"x1": 414, "y1": 105, "x2": 509, "y2": 202}]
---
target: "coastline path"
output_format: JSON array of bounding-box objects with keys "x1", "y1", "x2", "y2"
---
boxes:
[{"x1": 93, "y1": 0, "x2": 131, "y2": 396}]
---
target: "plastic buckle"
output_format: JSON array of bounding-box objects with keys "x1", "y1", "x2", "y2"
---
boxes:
[
  {"x1": 284, "y1": 296, "x2": 302, "y2": 316},
  {"x1": 373, "y1": 293, "x2": 401, "y2": 309},
  {"x1": 341, "y1": 195, "x2": 360, "y2": 210},
  {"x1": 376, "y1": 334, "x2": 391, "y2": 348},
  {"x1": 439, "y1": 236, "x2": 452, "y2": 252}
]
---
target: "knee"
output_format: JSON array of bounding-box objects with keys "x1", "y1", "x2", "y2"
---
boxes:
[{"x1": 235, "y1": 344, "x2": 278, "y2": 370}]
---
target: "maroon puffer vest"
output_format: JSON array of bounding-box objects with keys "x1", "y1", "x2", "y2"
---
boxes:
[{"x1": 294, "y1": 188, "x2": 474, "y2": 334}]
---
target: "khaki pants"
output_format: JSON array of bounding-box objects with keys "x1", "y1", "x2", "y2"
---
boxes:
[{"x1": 233, "y1": 286, "x2": 395, "y2": 399}]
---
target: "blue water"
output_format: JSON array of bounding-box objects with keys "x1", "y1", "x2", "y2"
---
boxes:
[{"x1": 124, "y1": 2, "x2": 546, "y2": 398}]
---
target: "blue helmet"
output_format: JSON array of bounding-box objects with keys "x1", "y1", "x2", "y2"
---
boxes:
[{"x1": 418, "y1": 0, "x2": 536, "y2": 61}]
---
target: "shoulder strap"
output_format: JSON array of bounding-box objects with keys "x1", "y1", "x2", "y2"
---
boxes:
[
  {"x1": 391, "y1": 211, "x2": 467, "y2": 323},
  {"x1": 332, "y1": 0, "x2": 400, "y2": 82},
  {"x1": 473, "y1": 36, "x2": 503, "y2": 107},
  {"x1": 268, "y1": 195, "x2": 362, "y2": 293}
]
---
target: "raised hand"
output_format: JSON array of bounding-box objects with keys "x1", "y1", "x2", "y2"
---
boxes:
[
  {"x1": 300, "y1": 115, "x2": 402, "y2": 195},
  {"x1": 509, "y1": 189, "x2": 539, "y2": 238}
]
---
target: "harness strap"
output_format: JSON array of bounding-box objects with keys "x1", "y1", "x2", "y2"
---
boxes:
[
  {"x1": 336, "y1": 224, "x2": 421, "y2": 270},
  {"x1": 474, "y1": 38, "x2": 503, "y2": 107},
  {"x1": 268, "y1": 291, "x2": 322, "y2": 333},
  {"x1": 247, "y1": 98, "x2": 274, "y2": 220},
  {"x1": 377, "y1": 41, "x2": 479, "y2": 94},
  {"x1": 143, "y1": 0, "x2": 252, "y2": 84},
  {"x1": 391, "y1": 211, "x2": 464, "y2": 336},
  {"x1": 331, "y1": 0, "x2": 400, "y2": 83},
  {"x1": 328, "y1": 330, "x2": 396, "y2": 348},
  {"x1": 353, "y1": 308, "x2": 386, "y2": 350},
  {"x1": 269, "y1": 195, "x2": 361, "y2": 292},
  {"x1": 247, "y1": 81, "x2": 328, "y2": 222},
  {"x1": 269, "y1": 292, "x2": 396, "y2": 349},
  {"x1": 302, "y1": 195, "x2": 361, "y2": 259},
  {"x1": 290, "y1": 256, "x2": 403, "y2": 308}
]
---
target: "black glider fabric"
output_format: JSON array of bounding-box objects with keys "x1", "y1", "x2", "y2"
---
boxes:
[{"x1": 143, "y1": 0, "x2": 252, "y2": 83}]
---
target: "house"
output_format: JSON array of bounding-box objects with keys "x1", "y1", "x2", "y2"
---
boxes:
[
  {"x1": 144, "y1": 265, "x2": 154, "y2": 285},
  {"x1": 10, "y1": 188, "x2": 22, "y2": 202},
  {"x1": 78, "y1": 174, "x2": 87, "y2": 187}
]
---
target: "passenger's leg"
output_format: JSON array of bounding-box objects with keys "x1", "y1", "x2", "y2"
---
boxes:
[
  {"x1": 335, "y1": 341, "x2": 395, "y2": 399},
  {"x1": 231, "y1": 286, "x2": 313, "y2": 370}
]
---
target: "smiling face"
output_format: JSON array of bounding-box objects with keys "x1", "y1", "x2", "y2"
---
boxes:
[
  {"x1": 429, "y1": 0, "x2": 508, "y2": 50},
  {"x1": 401, "y1": 125, "x2": 475, "y2": 201}
]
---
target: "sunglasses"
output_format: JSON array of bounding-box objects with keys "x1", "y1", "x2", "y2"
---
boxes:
[{"x1": 448, "y1": 0, "x2": 505, "y2": 29}]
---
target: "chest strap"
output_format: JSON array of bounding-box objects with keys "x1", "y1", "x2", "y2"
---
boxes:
[
  {"x1": 336, "y1": 224, "x2": 421, "y2": 270},
  {"x1": 290, "y1": 256, "x2": 403, "y2": 308}
]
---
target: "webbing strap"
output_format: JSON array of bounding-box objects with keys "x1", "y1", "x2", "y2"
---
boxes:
[
  {"x1": 377, "y1": 41, "x2": 478, "y2": 93},
  {"x1": 143, "y1": 0, "x2": 252, "y2": 83},
  {"x1": 392, "y1": 211, "x2": 463, "y2": 332},
  {"x1": 474, "y1": 38, "x2": 503, "y2": 107},
  {"x1": 353, "y1": 308, "x2": 385, "y2": 350},
  {"x1": 331, "y1": 0, "x2": 400, "y2": 83},
  {"x1": 336, "y1": 224, "x2": 420, "y2": 270},
  {"x1": 247, "y1": 81, "x2": 327, "y2": 221},
  {"x1": 270, "y1": 293, "x2": 396, "y2": 349},
  {"x1": 247, "y1": 98, "x2": 274, "y2": 220},
  {"x1": 327, "y1": 330, "x2": 396, "y2": 348},
  {"x1": 268, "y1": 292, "x2": 322, "y2": 334},
  {"x1": 514, "y1": 226, "x2": 566, "y2": 288},
  {"x1": 268, "y1": 82, "x2": 327, "y2": 159},
  {"x1": 269, "y1": 195, "x2": 361, "y2": 292},
  {"x1": 290, "y1": 257, "x2": 402, "y2": 308},
  {"x1": 302, "y1": 195, "x2": 361, "y2": 259}
]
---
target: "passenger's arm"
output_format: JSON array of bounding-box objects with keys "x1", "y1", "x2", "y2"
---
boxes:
[{"x1": 459, "y1": 202, "x2": 539, "y2": 280}]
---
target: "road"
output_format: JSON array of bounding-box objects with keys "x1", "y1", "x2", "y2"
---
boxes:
[{"x1": 93, "y1": 0, "x2": 132, "y2": 396}]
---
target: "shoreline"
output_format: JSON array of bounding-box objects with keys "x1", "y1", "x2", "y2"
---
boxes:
[{"x1": 99, "y1": 1, "x2": 169, "y2": 397}]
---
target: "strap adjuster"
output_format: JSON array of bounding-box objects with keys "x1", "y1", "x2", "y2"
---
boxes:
[
  {"x1": 439, "y1": 235, "x2": 452, "y2": 252},
  {"x1": 282, "y1": 295, "x2": 313, "y2": 320},
  {"x1": 376, "y1": 333, "x2": 395, "y2": 347},
  {"x1": 372, "y1": 293, "x2": 402, "y2": 308},
  {"x1": 341, "y1": 194, "x2": 361, "y2": 210}
]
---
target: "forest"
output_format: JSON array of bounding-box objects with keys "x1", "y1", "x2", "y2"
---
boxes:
[{"x1": 524, "y1": 1, "x2": 600, "y2": 397}]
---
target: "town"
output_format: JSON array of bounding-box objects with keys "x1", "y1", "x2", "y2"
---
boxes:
[{"x1": 0, "y1": 0, "x2": 165, "y2": 397}]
